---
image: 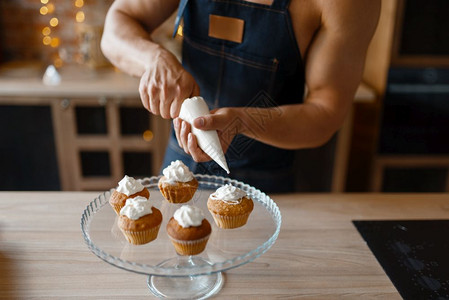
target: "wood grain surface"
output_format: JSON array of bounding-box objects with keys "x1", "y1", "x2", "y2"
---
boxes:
[{"x1": 1, "y1": 192, "x2": 448, "y2": 299}]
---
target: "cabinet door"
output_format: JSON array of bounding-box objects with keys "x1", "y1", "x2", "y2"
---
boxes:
[
  {"x1": 53, "y1": 97, "x2": 170, "y2": 191},
  {"x1": 0, "y1": 105, "x2": 60, "y2": 190}
]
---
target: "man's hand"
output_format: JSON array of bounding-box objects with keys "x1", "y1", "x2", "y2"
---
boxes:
[
  {"x1": 139, "y1": 49, "x2": 200, "y2": 119},
  {"x1": 173, "y1": 107, "x2": 238, "y2": 162}
]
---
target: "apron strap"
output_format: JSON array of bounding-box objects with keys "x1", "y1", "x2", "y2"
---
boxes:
[
  {"x1": 172, "y1": 0, "x2": 189, "y2": 37},
  {"x1": 173, "y1": 0, "x2": 291, "y2": 37},
  {"x1": 270, "y1": 0, "x2": 291, "y2": 10}
]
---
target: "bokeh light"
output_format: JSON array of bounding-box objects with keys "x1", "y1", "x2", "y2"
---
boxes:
[
  {"x1": 50, "y1": 37, "x2": 60, "y2": 48},
  {"x1": 42, "y1": 26, "x2": 51, "y2": 36},
  {"x1": 43, "y1": 36, "x2": 52, "y2": 46},
  {"x1": 40, "y1": 6, "x2": 49, "y2": 15},
  {"x1": 54, "y1": 57, "x2": 63, "y2": 68},
  {"x1": 47, "y1": 3, "x2": 55, "y2": 13},
  {"x1": 76, "y1": 11, "x2": 85, "y2": 23},
  {"x1": 49, "y1": 17, "x2": 59, "y2": 27},
  {"x1": 143, "y1": 130, "x2": 154, "y2": 142},
  {"x1": 75, "y1": 0, "x2": 84, "y2": 8}
]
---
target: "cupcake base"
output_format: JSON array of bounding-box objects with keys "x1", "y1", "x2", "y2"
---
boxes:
[
  {"x1": 111, "y1": 202, "x2": 124, "y2": 216},
  {"x1": 168, "y1": 235, "x2": 210, "y2": 256},
  {"x1": 120, "y1": 224, "x2": 161, "y2": 245},
  {"x1": 210, "y1": 213, "x2": 250, "y2": 229}
]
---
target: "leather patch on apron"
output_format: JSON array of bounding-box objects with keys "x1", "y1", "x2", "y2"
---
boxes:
[{"x1": 208, "y1": 15, "x2": 245, "y2": 43}]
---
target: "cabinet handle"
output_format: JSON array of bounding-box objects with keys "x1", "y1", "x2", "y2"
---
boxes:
[
  {"x1": 61, "y1": 98, "x2": 70, "y2": 109},
  {"x1": 98, "y1": 96, "x2": 107, "y2": 106}
]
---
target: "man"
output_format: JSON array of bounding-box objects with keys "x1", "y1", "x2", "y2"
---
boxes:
[{"x1": 101, "y1": 0, "x2": 380, "y2": 193}]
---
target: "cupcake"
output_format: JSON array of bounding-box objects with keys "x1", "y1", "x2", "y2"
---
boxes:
[
  {"x1": 207, "y1": 184, "x2": 254, "y2": 229},
  {"x1": 109, "y1": 175, "x2": 150, "y2": 215},
  {"x1": 158, "y1": 160, "x2": 198, "y2": 203},
  {"x1": 118, "y1": 196, "x2": 163, "y2": 245},
  {"x1": 166, "y1": 205, "x2": 211, "y2": 255}
]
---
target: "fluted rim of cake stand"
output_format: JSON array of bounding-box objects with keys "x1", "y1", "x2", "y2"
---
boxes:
[{"x1": 80, "y1": 174, "x2": 282, "y2": 277}]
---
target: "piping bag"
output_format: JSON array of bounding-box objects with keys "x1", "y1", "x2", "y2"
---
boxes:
[{"x1": 179, "y1": 96, "x2": 230, "y2": 174}]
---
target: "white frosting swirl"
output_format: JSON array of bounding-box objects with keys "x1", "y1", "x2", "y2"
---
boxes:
[
  {"x1": 162, "y1": 160, "x2": 194, "y2": 184},
  {"x1": 209, "y1": 184, "x2": 247, "y2": 204},
  {"x1": 173, "y1": 205, "x2": 205, "y2": 228},
  {"x1": 116, "y1": 175, "x2": 145, "y2": 196},
  {"x1": 119, "y1": 196, "x2": 153, "y2": 220}
]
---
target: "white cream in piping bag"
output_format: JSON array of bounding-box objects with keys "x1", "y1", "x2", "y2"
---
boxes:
[
  {"x1": 162, "y1": 160, "x2": 194, "y2": 184},
  {"x1": 209, "y1": 184, "x2": 247, "y2": 204},
  {"x1": 119, "y1": 196, "x2": 153, "y2": 220},
  {"x1": 116, "y1": 175, "x2": 145, "y2": 196},
  {"x1": 173, "y1": 205, "x2": 205, "y2": 228},
  {"x1": 179, "y1": 96, "x2": 230, "y2": 174}
]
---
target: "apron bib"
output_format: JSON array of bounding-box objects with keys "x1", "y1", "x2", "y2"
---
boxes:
[{"x1": 163, "y1": 0, "x2": 305, "y2": 193}]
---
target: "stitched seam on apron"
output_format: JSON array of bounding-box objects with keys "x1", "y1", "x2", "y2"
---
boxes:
[
  {"x1": 184, "y1": 36, "x2": 276, "y2": 71},
  {"x1": 212, "y1": 0, "x2": 284, "y2": 13}
]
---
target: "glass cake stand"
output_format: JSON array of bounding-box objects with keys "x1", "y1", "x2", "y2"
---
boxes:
[{"x1": 81, "y1": 174, "x2": 282, "y2": 299}]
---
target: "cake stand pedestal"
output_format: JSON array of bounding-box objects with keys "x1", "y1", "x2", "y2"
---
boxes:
[{"x1": 148, "y1": 256, "x2": 223, "y2": 299}]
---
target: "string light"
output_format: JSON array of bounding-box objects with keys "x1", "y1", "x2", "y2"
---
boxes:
[
  {"x1": 40, "y1": 0, "x2": 60, "y2": 66},
  {"x1": 75, "y1": 0, "x2": 84, "y2": 8},
  {"x1": 75, "y1": 0, "x2": 85, "y2": 23},
  {"x1": 49, "y1": 17, "x2": 59, "y2": 27},
  {"x1": 47, "y1": 3, "x2": 55, "y2": 14},
  {"x1": 42, "y1": 27, "x2": 51, "y2": 36},
  {"x1": 75, "y1": 11, "x2": 85, "y2": 23},
  {"x1": 39, "y1": 0, "x2": 89, "y2": 65},
  {"x1": 54, "y1": 58, "x2": 63, "y2": 68},
  {"x1": 50, "y1": 37, "x2": 60, "y2": 48},
  {"x1": 43, "y1": 36, "x2": 52, "y2": 46},
  {"x1": 40, "y1": 6, "x2": 49, "y2": 15}
]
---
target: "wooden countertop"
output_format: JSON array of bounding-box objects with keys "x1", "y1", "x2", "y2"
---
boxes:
[
  {"x1": 0, "y1": 62, "x2": 139, "y2": 98},
  {"x1": 1, "y1": 192, "x2": 447, "y2": 299},
  {"x1": 0, "y1": 61, "x2": 376, "y2": 101}
]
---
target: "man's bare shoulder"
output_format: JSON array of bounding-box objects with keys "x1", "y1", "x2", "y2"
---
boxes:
[
  {"x1": 112, "y1": 0, "x2": 179, "y2": 28},
  {"x1": 318, "y1": 0, "x2": 381, "y2": 36}
]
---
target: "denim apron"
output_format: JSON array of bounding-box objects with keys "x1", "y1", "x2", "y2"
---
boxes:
[{"x1": 162, "y1": 0, "x2": 305, "y2": 193}]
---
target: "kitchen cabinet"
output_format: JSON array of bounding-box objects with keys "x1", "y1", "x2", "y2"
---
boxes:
[
  {"x1": 0, "y1": 104, "x2": 60, "y2": 190},
  {"x1": 0, "y1": 63, "x2": 170, "y2": 191},
  {"x1": 360, "y1": 0, "x2": 449, "y2": 192}
]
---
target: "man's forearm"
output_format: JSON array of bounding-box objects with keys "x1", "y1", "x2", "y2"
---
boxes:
[
  {"x1": 101, "y1": 9, "x2": 159, "y2": 77},
  {"x1": 101, "y1": 0, "x2": 179, "y2": 77},
  {"x1": 232, "y1": 94, "x2": 351, "y2": 150}
]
